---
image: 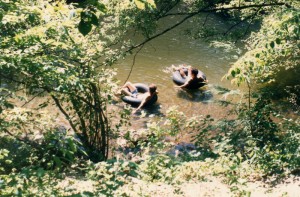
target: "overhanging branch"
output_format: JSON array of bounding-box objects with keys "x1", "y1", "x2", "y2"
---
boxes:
[
  {"x1": 161, "y1": 3, "x2": 286, "y2": 17},
  {"x1": 127, "y1": 2, "x2": 286, "y2": 52}
]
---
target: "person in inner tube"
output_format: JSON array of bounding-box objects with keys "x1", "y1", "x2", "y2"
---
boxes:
[
  {"x1": 121, "y1": 82, "x2": 158, "y2": 114},
  {"x1": 172, "y1": 65, "x2": 208, "y2": 88}
]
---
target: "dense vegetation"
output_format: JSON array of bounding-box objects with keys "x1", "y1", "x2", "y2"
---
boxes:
[{"x1": 0, "y1": 0, "x2": 299, "y2": 196}]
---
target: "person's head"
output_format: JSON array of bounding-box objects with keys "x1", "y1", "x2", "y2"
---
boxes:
[
  {"x1": 149, "y1": 84, "x2": 157, "y2": 95},
  {"x1": 191, "y1": 69, "x2": 198, "y2": 78}
]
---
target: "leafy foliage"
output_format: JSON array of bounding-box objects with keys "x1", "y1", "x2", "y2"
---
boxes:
[
  {"x1": 0, "y1": 132, "x2": 84, "y2": 196},
  {"x1": 1, "y1": 0, "x2": 299, "y2": 196},
  {"x1": 224, "y1": 9, "x2": 300, "y2": 93},
  {"x1": 0, "y1": 0, "x2": 133, "y2": 161},
  {"x1": 87, "y1": 159, "x2": 139, "y2": 196}
]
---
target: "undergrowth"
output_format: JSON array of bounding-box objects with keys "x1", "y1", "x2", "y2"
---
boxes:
[{"x1": 0, "y1": 92, "x2": 299, "y2": 196}]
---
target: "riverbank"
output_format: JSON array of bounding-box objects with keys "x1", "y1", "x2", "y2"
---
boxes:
[{"x1": 54, "y1": 162, "x2": 299, "y2": 196}]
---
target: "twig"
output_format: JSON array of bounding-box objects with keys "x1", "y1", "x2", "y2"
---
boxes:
[
  {"x1": 235, "y1": 7, "x2": 262, "y2": 43},
  {"x1": 127, "y1": 11, "x2": 199, "y2": 52},
  {"x1": 223, "y1": 14, "x2": 253, "y2": 36},
  {"x1": 21, "y1": 90, "x2": 46, "y2": 107},
  {"x1": 50, "y1": 94, "x2": 78, "y2": 134},
  {"x1": 246, "y1": 79, "x2": 253, "y2": 135},
  {"x1": 126, "y1": 3, "x2": 285, "y2": 53},
  {"x1": 123, "y1": 44, "x2": 145, "y2": 84},
  {"x1": 203, "y1": 13, "x2": 210, "y2": 26},
  {"x1": 159, "y1": 3, "x2": 285, "y2": 17}
]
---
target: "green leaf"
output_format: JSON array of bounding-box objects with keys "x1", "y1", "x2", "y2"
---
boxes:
[
  {"x1": 96, "y1": 3, "x2": 106, "y2": 13},
  {"x1": 78, "y1": 20, "x2": 92, "y2": 36},
  {"x1": 80, "y1": 11, "x2": 88, "y2": 19},
  {"x1": 28, "y1": 14, "x2": 35, "y2": 23},
  {"x1": 275, "y1": 38, "x2": 281, "y2": 44},
  {"x1": 37, "y1": 168, "x2": 45, "y2": 178},
  {"x1": 4, "y1": 102, "x2": 14, "y2": 109},
  {"x1": 68, "y1": 139, "x2": 77, "y2": 152},
  {"x1": 53, "y1": 156, "x2": 62, "y2": 168},
  {"x1": 270, "y1": 41, "x2": 275, "y2": 48},
  {"x1": 90, "y1": 13, "x2": 98, "y2": 26},
  {"x1": 231, "y1": 70, "x2": 236, "y2": 77}
]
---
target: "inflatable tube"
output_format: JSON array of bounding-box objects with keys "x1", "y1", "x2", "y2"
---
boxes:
[
  {"x1": 172, "y1": 68, "x2": 207, "y2": 89},
  {"x1": 121, "y1": 83, "x2": 158, "y2": 107}
]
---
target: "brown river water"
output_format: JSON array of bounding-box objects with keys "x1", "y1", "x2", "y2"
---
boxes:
[
  {"x1": 114, "y1": 15, "x2": 245, "y2": 120},
  {"x1": 19, "y1": 15, "x2": 245, "y2": 132}
]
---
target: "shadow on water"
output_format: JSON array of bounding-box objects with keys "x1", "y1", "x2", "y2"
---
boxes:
[
  {"x1": 131, "y1": 103, "x2": 164, "y2": 130},
  {"x1": 176, "y1": 86, "x2": 214, "y2": 103},
  {"x1": 133, "y1": 102, "x2": 164, "y2": 118},
  {"x1": 113, "y1": 95, "x2": 164, "y2": 117},
  {"x1": 145, "y1": 102, "x2": 163, "y2": 115}
]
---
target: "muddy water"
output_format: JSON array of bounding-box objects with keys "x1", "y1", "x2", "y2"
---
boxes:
[
  {"x1": 14, "y1": 15, "x2": 244, "y2": 133},
  {"x1": 114, "y1": 15, "x2": 244, "y2": 119}
]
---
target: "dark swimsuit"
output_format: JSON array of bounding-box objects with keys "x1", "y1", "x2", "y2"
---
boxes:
[{"x1": 131, "y1": 89, "x2": 138, "y2": 98}]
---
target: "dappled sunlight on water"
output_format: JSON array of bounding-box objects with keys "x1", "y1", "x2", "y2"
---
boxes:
[
  {"x1": 114, "y1": 15, "x2": 245, "y2": 125},
  {"x1": 113, "y1": 83, "x2": 243, "y2": 132},
  {"x1": 14, "y1": 14, "x2": 246, "y2": 132}
]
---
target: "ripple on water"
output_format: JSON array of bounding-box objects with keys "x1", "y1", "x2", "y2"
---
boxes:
[{"x1": 114, "y1": 15, "x2": 245, "y2": 121}]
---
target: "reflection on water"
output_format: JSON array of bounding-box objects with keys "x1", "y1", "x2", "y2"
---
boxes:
[{"x1": 176, "y1": 87, "x2": 214, "y2": 103}]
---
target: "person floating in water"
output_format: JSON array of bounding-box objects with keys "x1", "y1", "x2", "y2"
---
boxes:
[
  {"x1": 172, "y1": 64, "x2": 208, "y2": 89},
  {"x1": 121, "y1": 82, "x2": 158, "y2": 114}
]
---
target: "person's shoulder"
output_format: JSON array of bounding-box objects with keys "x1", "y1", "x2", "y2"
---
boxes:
[{"x1": 146, "y1": 92, "x2": 152, "y2": 97}]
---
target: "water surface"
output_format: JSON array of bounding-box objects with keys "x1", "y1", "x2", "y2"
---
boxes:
[{"x1": 114, "y1": 15, "x2": 244, "y2": 118}]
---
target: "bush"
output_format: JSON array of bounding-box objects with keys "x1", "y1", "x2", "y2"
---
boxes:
[{"x1": 38, "y1": 129, "x2": 87, "y2": 170}]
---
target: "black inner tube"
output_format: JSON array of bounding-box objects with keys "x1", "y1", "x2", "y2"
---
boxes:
[
  {"x1": 172, "y1": 68, "x2": 207, "y2": 89},
  {"x1": 121, "y1": 83, "x2": 158, "y2": 107}
]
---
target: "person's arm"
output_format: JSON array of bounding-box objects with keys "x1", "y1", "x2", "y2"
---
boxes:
[
  {"x1": 175, "y1": 77, "x2": 191, "y2": 88},
  {"x1": 187, "y1": 66, "x2": 192, "y2": 77},
  {"x1": 132, "y1": 94, "x2": 150, "y2": 114},
  {"x1": 198, "y1": 76, "x2": 208, "y2": 83},
  {"x1": 177, "y1": 82, "x2": 189, "y2": 88}
]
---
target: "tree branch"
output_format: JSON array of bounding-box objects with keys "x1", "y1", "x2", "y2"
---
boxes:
[
  {"x1": 161, "y1": 3, "x2": 285, "y2": 17},
  {"x1": 126, "y1": 3, "x2": 285, "y2": 52},
  {"x1": 50, "y1": 93, "x2": 78, "y2": 134},
  {"x1": 223, "y1": 14, "x2": 253, "y2": 36},
  {"x1": 21, "y1": 90, "x2": 46, "y2": 107},
  {"x1": 126, "y1": 11, "x2": 199, "y2": 52},
  {"x1": 123, "y1": 44, "x2": 144, "y2": 84},
  {"x1": 203, "y1": 13, "x2": 210, "y2": 26},
  {"x1": 2, "y1": 127, "x2": 39, "y2": 148}
]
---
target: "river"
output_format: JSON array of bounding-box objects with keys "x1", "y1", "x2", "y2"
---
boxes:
[{"x1": 114, "y1": 14, "x2": 244, "y2": 119}]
